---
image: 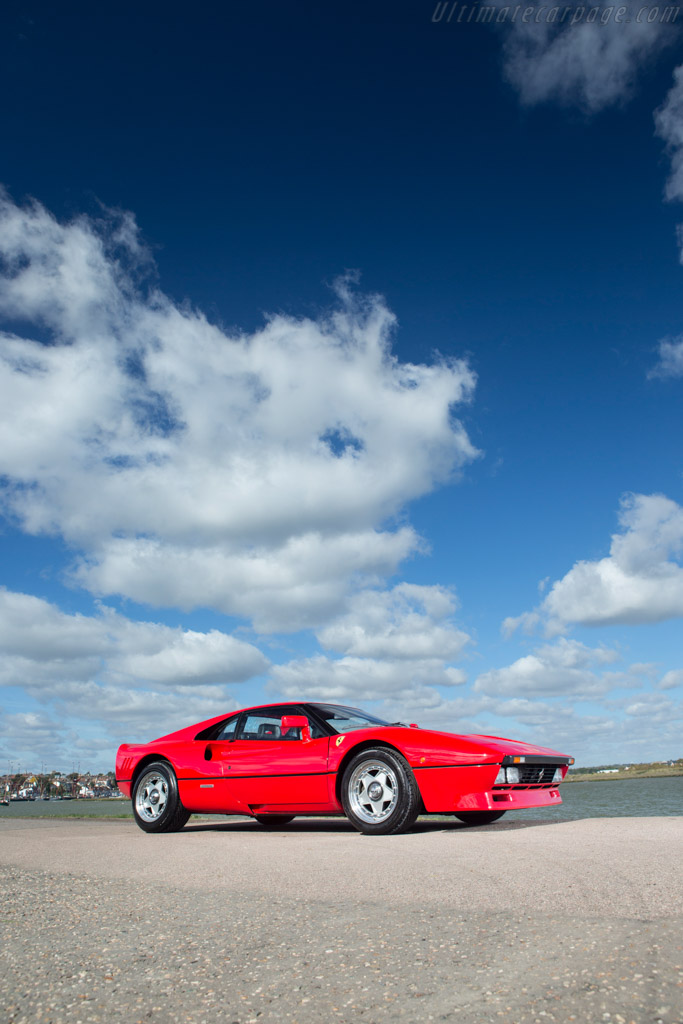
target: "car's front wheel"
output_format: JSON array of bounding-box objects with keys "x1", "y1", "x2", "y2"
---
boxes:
[
  {"x1": 341, "y1": 747, "x2": 420, "y2": 835},
  {"x1": 454, "y1": 811, "x2": 506, "y2": 825},
  {"x1": 132, "y1": 761, "x2": 190, "y2": 833}
]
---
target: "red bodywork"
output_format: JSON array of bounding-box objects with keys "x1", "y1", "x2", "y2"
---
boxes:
[{"x1": 116, "y1": 702, "x2": 573, "y2": 819}]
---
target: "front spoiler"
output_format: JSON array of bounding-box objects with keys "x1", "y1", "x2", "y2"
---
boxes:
[{"x1": 414, "y1": 763, "x2": 564, "y2": 813}]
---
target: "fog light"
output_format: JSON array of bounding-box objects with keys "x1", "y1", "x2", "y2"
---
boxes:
[
  {"x1": 494, "y1": 767, "x2": 506, "y2": 784},
  {"x1": 506, "y1": 766, "x2": 520, "y2": 783},
  {"x1": 553, "y1": 767, "x2": 563, "y2": 783}
]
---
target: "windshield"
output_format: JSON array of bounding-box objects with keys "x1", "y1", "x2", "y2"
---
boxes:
[{"x1": 310, "y1": 704, "x2": 391, "y2": 734}]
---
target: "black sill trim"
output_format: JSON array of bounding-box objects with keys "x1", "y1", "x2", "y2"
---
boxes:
[
  {"x1": 177, "y1": 770, "x2": 334, "y2": 782},
  {"x1": 177, "y1": 775, "x2": 223, "y2": 782},
  {"x1": 413, "y1": 762, "x2": 496, "y2": 770}
]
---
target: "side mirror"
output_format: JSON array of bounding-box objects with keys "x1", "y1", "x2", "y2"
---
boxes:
[{"x1": 281, "y1": 715, "x2": 311, "y2": 742}]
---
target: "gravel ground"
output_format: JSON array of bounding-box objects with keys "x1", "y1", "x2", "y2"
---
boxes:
[{"x1": 1, "y1": 817, "x2": 682, "y2": 1024}]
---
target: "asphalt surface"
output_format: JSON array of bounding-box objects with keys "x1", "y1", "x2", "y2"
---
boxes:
[{"x1": 1, "y1": 815, "x2": 682, "y2": 1024}]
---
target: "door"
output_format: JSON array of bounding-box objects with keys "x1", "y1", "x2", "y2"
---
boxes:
[
  {"x1": 216, "y1": 707, "x2": 334, "y2": 814},
  {"x1": 175, "y1": 714, "x2": 241, "y2": 813}
]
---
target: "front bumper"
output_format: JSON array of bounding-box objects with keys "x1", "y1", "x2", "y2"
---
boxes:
[{"x1": 414, "y1": 763, "x2": 564, "y2": 813}]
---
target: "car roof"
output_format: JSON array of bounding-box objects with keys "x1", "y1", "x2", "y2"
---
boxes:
[{"x1": 229, "y1": 701, "x2": 360, "y2": 714}]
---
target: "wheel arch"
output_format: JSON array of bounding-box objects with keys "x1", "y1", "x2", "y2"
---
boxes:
[
  {"x1": 131, "y1": 753, "x2": 174, "y2": 790},
  {"x1": 334, "y1": 739, "x2": 418, "y2": 808}
]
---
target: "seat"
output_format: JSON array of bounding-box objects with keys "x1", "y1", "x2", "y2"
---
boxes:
[{"x1": 257, "y1": 722, "x2": 280, "y2": 739}]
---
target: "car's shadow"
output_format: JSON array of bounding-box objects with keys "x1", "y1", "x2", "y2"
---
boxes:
[{"x1": 182, "y1": 815, "x2": 567, "y2": 835}]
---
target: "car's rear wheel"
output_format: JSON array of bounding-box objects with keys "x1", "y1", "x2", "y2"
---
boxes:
[
  {"x1": 454, "y1": 811, "x2": 506, "y2": 825},
  {"x1": 341, "y1": 747, "x2": 420, "y2": 835},
  {"x1": 254, "y1": 815, "x2": 295, "y2": 827},
  {"x1": 132, "y1": 761, "x2": 190, "y2": 833}
]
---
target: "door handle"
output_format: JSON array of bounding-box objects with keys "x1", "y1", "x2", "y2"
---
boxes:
[{"x1": 204, "y1": 743, "x2": 232, "y2": 766}]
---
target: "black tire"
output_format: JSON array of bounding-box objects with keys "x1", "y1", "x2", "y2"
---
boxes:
[
  {"x1": 341, "y1": 746, "x2": 420, "y2": 836},
  {"x1": 254, "y1": 815, "x2": 295, "y2": 827},
  {"x1": 454, "y1": 811, "x2": 506, "y2": 825},
  {"x1": 132, "y1": 761, "x2": 190, "y2": 834}
]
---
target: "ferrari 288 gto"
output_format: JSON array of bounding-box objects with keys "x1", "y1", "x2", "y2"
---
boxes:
[{"x1": 116, "y1": 702, "x2": 574, "y2": 835}]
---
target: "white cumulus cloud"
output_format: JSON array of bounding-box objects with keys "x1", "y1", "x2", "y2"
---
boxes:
[
  {"x1": 43, "y1": 681, "x2": 238, "y2": 742},
  {"x1": 500, "y1": 14, "x2": 674, "y2": 113},
  {"x1": 505, "y1": 493, "x2": 683, "y2": 633},
  {"x1": 0, "y1": 191, "x2": 478, "y2": 631},
  {"x1": 270, "y1": 583, "x2": 470, "y2": 707},
  {"x1": 648, "y1": 336, "x2": 683, "y2": 377},
  {"x1": 73, "y1": 529, "x2": 419, "y2": 634},
  {"x1": 623, "y1": 692, "x2": 679, "y2": 719},
  {"x1": 271, "y1": 653, "x2": 466, "y2": 705},
  {"x1": 656, "y1": 65, "x2": 683, "y2": 202},
  {"x1": 0, "y1": 587, "x2": 268, "y2": 692},
  {"x1": 316, "y1": 583, "x2": 470, "y2": 660},
  {"x1": 655, "y1": 65, "x2": 683, "y2": 261},
  {"x1": 474, "y1": 638, "x2": 624, "y2": 698},
  {"x1": 659, "y1": 668, "x2": 683, "y2": 689}
]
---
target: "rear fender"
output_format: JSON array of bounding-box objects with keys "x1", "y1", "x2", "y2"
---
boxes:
[{"x1": 129, "y1": 753, "x2": 174, "y2": 792}]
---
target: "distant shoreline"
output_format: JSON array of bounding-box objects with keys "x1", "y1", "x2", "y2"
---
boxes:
[{"x1": 565, "y1": 769, "x2": 683, "y2": 783}]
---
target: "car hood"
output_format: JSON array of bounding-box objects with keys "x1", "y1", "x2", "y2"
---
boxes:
[
  {"x1": 446, "y1": 732, "x2": 570, "y2": 760},
  {"x1": 379, "y1": 726, "x2": 572, "y2": 766}
]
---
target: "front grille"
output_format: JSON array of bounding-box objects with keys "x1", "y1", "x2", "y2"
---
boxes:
[
  {"x1": 520, "y1": 765, "x2": 557, "y2": 784},
  {"x1": 494, "y1": 763, "x2": 561, "y2": 789}
]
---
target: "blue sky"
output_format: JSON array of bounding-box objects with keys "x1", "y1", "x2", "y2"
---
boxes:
[{"x1": 1, "y1": 0, "x2": 682, "y2": 771}]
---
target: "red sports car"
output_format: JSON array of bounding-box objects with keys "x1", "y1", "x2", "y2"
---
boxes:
[{"x1": 116, "y1": 702, "x2": 574, "y2": 836}]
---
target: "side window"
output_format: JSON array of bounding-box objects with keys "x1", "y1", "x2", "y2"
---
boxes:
[
  {"x1": 216, "y1": 716, "x2": 238, "y2": 741},
  {"x1": 236, "y1": 707, "x2": 323, "y2": 740},
  {"x1": 240, "y1": 711, "x2": 287, "y2": 740},
  {"x1": 307, "y1": 719, "x2": 326, "y2": 739}
]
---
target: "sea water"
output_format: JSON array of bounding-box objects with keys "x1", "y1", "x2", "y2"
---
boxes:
[{"x1": 0, "y1": 776, "x2": 681, "y2": 820}]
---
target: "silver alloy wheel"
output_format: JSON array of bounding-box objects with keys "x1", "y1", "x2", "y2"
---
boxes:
[
  {"x1": 347, "y1": 759, "x2": 399, "y2": 824},
  {"x1": 135, "y1": 769, "x2": 169, "y2": 822}
]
